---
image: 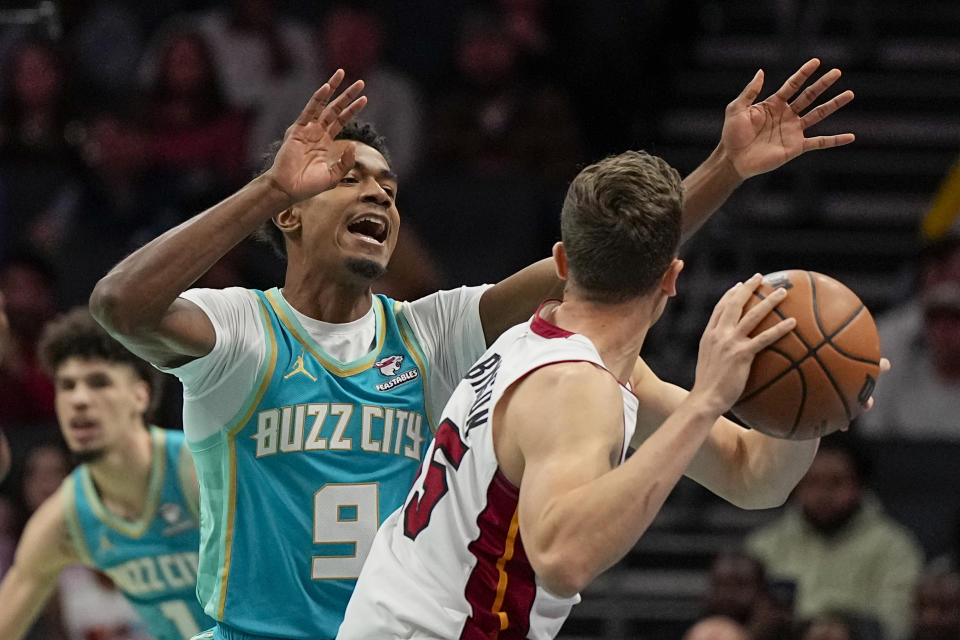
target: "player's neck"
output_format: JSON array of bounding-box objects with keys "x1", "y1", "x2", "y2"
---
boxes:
[
  {"x1": 281, "y1": 276, "x2": 374, "y2": 324},
  {"x1": 87, "y1": 424, "x2": 154, "y2": 519},
  {"x1": 550, "y1": 298, "x2": 651, "y2": 383}
]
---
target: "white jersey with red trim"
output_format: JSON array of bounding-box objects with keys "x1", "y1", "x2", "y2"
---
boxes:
[{"x1": 338, "y1": 305, "x2": 638, "y2": 639}]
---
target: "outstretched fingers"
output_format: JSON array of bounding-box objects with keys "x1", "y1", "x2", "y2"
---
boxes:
[
  {"x1": 802, "y1": 132, "x2": 856, "y2": 153},
  {"x1": 789, "y1": 67, "x2": 842, "y2": 114},
  {"x1": 773, "y1": 58, "x2": 821, "y2": 103},
  {"x1": 318, "y1": 79, "x2": 367, "y2": 137},
  {"x1": 295, "y1": 69, "x2": 346, "y2": 126},
  {"x1": 800, "y1": 89, "x2": 854, "y2": 128}
]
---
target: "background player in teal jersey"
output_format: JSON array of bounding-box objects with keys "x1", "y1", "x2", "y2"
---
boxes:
[
  {"x1": 0, "y1": 308, "x2": 213, "y2": 640},
  {"x1": 90, "y1": 61, "x2": 855, "y2": 639}
]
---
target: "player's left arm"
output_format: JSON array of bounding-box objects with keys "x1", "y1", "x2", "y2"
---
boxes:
[
  {"x1": 629, "y1": 357, "x2": 818, "y2": 510},
  {"x1": 478, "y1": 59, "x2": 854, "y2": 345},
  {"x1": 680, "y1": 58, "x2": 854, "y2": 241}
]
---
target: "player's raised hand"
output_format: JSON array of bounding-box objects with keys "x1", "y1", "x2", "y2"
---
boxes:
[
  {"x1": 691, "y1": 274, "x2": 797, "y2": 416},
  {"x1": 720, "y1": 58, "x2": 855, "y2": 179},
  {"x1": 265, "y1": 69, "x2": 368, "y2": 204}
]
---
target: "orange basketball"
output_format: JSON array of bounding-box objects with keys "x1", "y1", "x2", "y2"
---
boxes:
[{"x1": 732, "y1": 270, "x2": 881, "y2": 440}]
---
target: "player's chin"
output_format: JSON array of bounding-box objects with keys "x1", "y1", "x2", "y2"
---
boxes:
[
  {"x1": 70, "y1": 445, "x2": 108, "y2": 464},
  {"x1": 345, "y1": 257, "x2": 387, "y2": 282}
]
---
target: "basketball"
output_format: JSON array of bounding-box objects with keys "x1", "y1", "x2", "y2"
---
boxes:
[{"x1": 732, "y1": 270, "x2": 882, "y2": 440}]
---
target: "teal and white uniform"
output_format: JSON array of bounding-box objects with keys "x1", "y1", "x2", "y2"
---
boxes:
[
  {"x1": 63, "y1": 427, "x2": 212, "y2": 640},
  {"x1": 169, "y1": 286, "x2": 488, "y2": 639}
]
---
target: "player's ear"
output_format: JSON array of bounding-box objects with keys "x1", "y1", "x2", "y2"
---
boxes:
[
  {"x1": 552, "y1": 242, "x2": 568, "y2": 281},
  {"x1": 132, "y1": 378, "x2": 150, "y2": 415},
  {"x1": 274, "y1": 205, "x2": 301, "y2": 234},
  {"x1": 661, "y1": 258, "x2": 683, "y2": 297}
]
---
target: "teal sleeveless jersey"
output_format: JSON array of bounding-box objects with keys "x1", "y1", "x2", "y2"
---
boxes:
[
  {"x1": 63, "y1": 427, "x2": 213, "y2": 640},
  {"x1": 190, "y1": 289, "x2": 433, "y2": 639}
]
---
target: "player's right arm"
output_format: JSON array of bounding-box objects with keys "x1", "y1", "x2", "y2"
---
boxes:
[
  {"x1": 510, "y1": 276, "x2": 795, "y2": 597},
  {"x1": 0, "y1": 489, "x2": 79, "y2": 640},
  {"x1": 89, "y1": 71, "x2": 366, "y2": 367}
]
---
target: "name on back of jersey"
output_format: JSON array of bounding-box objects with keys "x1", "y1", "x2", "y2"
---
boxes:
[{"x1": 252, "y1": 402, "x2": 426, "y2": 461}]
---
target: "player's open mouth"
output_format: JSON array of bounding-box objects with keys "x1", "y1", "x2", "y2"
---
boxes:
[
  {"x1": 347, "y1": 215, "x2": 388, "y2": 244},
  {"x1": 70, "y1": 418, "x2": 99, "y2": 434}
]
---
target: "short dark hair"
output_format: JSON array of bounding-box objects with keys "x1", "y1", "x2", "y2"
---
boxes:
[
  {"x1": 560, "y1": 150, "x2": 683, "y2": 303},
  {"x1": 253, "y1": 121, "x2": 392, "y2": 260},
  {"x1": 38, "y1": 307, "x2": 159, "y2": 404}
]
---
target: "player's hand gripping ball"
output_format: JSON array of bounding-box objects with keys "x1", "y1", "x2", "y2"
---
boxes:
[{"x1": 733, "y1": 270, "x2": 881, "y2": 439}]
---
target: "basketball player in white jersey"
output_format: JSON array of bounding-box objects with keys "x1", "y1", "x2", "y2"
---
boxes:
[{"x1": 339, "y1": 151, "x2": 811, "y2": 638}]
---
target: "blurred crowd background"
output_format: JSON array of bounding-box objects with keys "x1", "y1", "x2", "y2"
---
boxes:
[{"x1": 0, "y1": 0, "x2": 957, "y2": 638}]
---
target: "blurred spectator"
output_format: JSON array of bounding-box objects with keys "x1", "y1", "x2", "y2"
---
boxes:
[
  {"x1": 909, "y1": 570, "x2": 960, "y2": 640},
  {"x1": 314, "y1": 3, "x2": 424, "y2": 179},
  {"x1": 703, "y1": 551, "x2": 794, "y2": 640},
  {"x1": 430, "y1": 6, "x2": 581, "y2": 184},
  {"x1": 495, "y1": 0, "x2": 554, "y2": 73},
  {"x1": 0, "y1": 493, "x2": 20, "y2": 578},
  {"x1": 20, "y1": 441, "x2": 69, "y2": 512},
  {"x1": 682, "y1": 615, "x2": 750, "y2": 640},
  {"x1": 797, "y1": 610, "x2": 885, "y2": 640},
  {"x1": 0, "y1": 37, "x2": 85, "y2": 259},
  {"x1": 0, "y1": 251, "x2": 57, "y2": 424},
  {"x1": 195, "y1": 0, "x2": 318, "y2": 133},
  {"x1": 63, "y1": 1, "x2": 144, "y2": 101},
  {"x1": 0, "y1": 38, "x2": 73, "y2": 154},
  {"x1": 922, "y1": 156, "x2": 960, "y2": 240},
  {"x1": 546, "y1": 1, "x2": 677, "y2": 156},
  {"x1": 142, "y1": 27, "x2": 249, "y2": 188},
  {"x1": 746, "y1": 434, "x2": 924, "y2": 640},
  {"x1": 51, "y1": 110, "x2": 182, "y2": 307},
  {"x1": 703, "y1": 551, "x2": 767, "y2": 623},
  {"x1": 858, "y1": 234, "x2": 960, "y2": 439},
  {"x1": 19, "y1": 441, "x2": 71, "y2": 640}
]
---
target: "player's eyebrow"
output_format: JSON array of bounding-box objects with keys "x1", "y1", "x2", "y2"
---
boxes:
[{"x1": 353, "y1": 161, "x2": 398, "y2": 183}]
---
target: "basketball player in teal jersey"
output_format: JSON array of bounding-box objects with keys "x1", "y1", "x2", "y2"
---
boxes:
[
  {"x1": 0, "y1": 308, "x2": 213, "y2": 639},
  {"x1": 90, "y1": 60, "x2": 856, "y2": 639}
]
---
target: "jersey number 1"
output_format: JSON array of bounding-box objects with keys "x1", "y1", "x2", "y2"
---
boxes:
[{"x1": 403, "y1": 419, "x2": 468, "y2": 539}]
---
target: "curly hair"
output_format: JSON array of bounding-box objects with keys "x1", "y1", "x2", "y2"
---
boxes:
[{"x1": 38, "y1": 307, "x2": 160, "y2": 406}]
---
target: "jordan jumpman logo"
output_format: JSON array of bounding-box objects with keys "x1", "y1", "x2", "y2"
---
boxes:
[{"x1": 284, "y1": 353, "x2": 317, "y2": 381}]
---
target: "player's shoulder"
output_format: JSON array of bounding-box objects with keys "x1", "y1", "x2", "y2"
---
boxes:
[
  {"x1": 181, "y1": 286, "x2": 260, "y2": 308},
  {"x1": 518, "y1": 360, "x2": 621, "y2": 404},
  {"x1": 16, "y1": 481, "x2": 78, "y2": 569},
  {"x1": 398, "y1": 285, "x2": 490, "y2": 316}
]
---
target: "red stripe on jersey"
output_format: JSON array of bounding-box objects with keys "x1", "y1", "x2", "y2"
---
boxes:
[
  {"x1": 461, "y1": 471, "x2": 536, "y2": 639},
  {"x1": 530, "y1": 301, "x2": 573, "y2": 339}
]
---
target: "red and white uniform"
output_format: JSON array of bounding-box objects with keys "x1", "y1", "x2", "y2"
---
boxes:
[{"x1": 338, "y1": 305, "x2": 638, "y2": 639}]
